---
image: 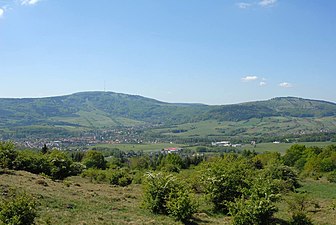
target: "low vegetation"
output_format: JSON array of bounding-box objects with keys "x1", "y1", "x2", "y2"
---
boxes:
[{"x1": 1, "y1": 141, "x2": 336, "y2": 224}]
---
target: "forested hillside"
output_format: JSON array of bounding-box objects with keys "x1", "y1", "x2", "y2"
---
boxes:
[{"x1": 0, "y1": 92, "x2": 336, "y2": 140}]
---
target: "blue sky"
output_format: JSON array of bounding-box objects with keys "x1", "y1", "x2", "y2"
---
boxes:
[{"x1": 0, "y1": 0, "x2": 335, "y2": 105}]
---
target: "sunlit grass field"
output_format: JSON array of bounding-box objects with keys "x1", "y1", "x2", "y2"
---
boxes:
[{"x1": 1, "y1": 170, "x2": 336, "y2": 224}]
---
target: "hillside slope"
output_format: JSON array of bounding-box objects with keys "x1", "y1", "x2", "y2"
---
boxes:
[
  {"x1": 0, "y1": 92, "x2": 335, "y2": 139},
  {"x1": 206, "y1": 97, "x2": 336, "y2": 121}
]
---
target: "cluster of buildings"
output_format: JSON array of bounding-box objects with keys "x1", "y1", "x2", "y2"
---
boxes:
[{"x1": 211, "y1": 141, "x2": 242, "y2": 148}]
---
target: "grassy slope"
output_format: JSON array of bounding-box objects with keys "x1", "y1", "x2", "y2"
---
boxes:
[
  {"x1": 0, "y1": 171, "x2": 182, "y2": 225},
  {"x1": 1, "y1": 170, "x2": 336, "y2": 224},
  {"x1": 154, "y1": 117, "x2": 336, "y2": 140},
  {"x1": 275, "y1": 179, "x2": 336, "y2": 225}
]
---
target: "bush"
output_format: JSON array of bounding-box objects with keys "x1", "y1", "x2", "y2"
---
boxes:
[
  {"x1": 0, "y1": 190, "x2": 37, "y2": 225},
  {"x1": 0, "y1": 142, "x2": 17, "y2": 169},
  {"x1": 143, "y1": 172, "x2": 196, "y2": 221},
  {"x1": 327, "y1": 171, "x2": 336, "y2": 183},
  {"x1": 262, "y1": 162, "x2": 300, "y2": 191},
  {"x1": 82, "y1": 150, "x2": 107, "y2": 169},
  {"x1": 81, "y1": 168, "x2": 133, "y2": 186},
  {"x1": 14, "y1": 150, "x2": 49, "y2": 174},
  {"x1": 287, "y1": 193, "x2": 314, "y2": 225},
  {"x1": 167, "y1": 189, "x2": 196, "y2": 221},
  {"x1": 108, "y1": 169, "x2": 132, "y2": 187},
  {"x1": 143, "y1": 172, "x2": 176, "y2": 214},
  {"x1": 228, "y1": 175, "x2": 280, "y2": 225},
  {"x1": 69, "y1": 162, "x2": 85, "y2": 176},
  {"x1": 289, "y1": 212, "x2": 313, "y2": 225},
  {"x1": 81, "y1": 168, "x2": 103, "y2": 182},
  {"x1": 159, "y1": 154, "x2": 184, "y2": 172},
  {"x1": 229, "y1": 194, "x2": 277, "y2": 225},
  {"x1": 201, "y1": 155, "x2": 253, "y2": 213},
  {"x1": 46, "y1": 150, "x2": 74, "y2": 180}
]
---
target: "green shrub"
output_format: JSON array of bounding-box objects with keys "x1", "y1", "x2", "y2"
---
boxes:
[
  {"x1": 143, "y1": 172, "x2": 196, "y2": 221},
  {"x1": 0, "y1": 142, "x2": 17, "y2": 169},
  {"x1": 167, "y1": 189, "x2": 196, "y2": 221},
  {"x1": 289, "y1": 212, "x2": 313, "y2": 225},
  {"x1": 262, "y1": 162, "x2": 300, "y2": 191},
  {"x1": 108, "y1": 169, "x2": 132, "y2": 186},
  {"x1": 202, "y1": 155, "x2": 253, "y2": 213},
  {"x1": 283, "y1": 144, "x2": 306, "y2": 167},
  {"x1": 228, "y1": 174, "x2": 280, "y2": 225},
  {"x1": 0, "y1": 190, "x2": 37, "y2": 225},
  {"x1": 327, "y1": 171, "x2": 336, "y2": 183},
  {"x1": 287, "y1": 193, "x2": 314, "y2": 225},
  {"x1": 81, "y1": 168, "x2": 103, "y2": 182},
  {"x1": 118, "y1": 176, "x2": 132, "y2": 187},
  {"x1": 46, "y1": 150, "x2": 73, "y2": 180},
  {"x1": 14, "y1": 150, "x2": 49, "y2": 174},
  {"x1": 129, "y1": 156, "x2": 150, "y2": 170},
  {"x1": 82, "y1": 150, "x2": 107, "y2": 169},
  {"x1": 69, "y1": 162, "x2": 85, "y2": 176},
  {"x1": 161, "y1": 163, "x2": 180, "y2": 173},
  {"x1": 159, "y1": 154, "x2": 184, "y2": 172},
  {"x1": 143, "y1": 172, "x2": 179, "y2": 214},
  {"x1": 229, "y1": 193, "x2": 277, "y2": 225},
  {"x1": 132, "y1": 170, "x2": 144, "y2": 184}
]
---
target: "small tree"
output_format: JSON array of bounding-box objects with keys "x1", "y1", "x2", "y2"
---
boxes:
[
  {"x1": 41, "y1": 144, "x2": 49, "y2": 154},
  {"x1": 46, "y1": 150, "x2": 73, "y2": 180},
  {"x1": 82, "y1": 150, "x2": 107, "y2": 169}
]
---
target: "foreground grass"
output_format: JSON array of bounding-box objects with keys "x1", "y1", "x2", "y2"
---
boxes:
[
  {"x1": 0, "y1": 171, "x2": 226, "y2": 225},
  {"x1": 1, "y1": 170, "x2": 336, "y2": 224}
]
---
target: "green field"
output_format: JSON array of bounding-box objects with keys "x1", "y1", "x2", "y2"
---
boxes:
[{"x1": 153, "y1": 117, "x2": 336, "y2": 140}]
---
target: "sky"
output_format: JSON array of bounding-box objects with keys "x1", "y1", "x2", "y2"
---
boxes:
[{"x1": 0, "y1": 0, "x2": 335, "y2": 105}]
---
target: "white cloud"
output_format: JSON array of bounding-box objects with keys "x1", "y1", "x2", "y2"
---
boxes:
[
  {"x1": 259, "y1": 0, "x2": 277, "y2": 7},
  {"x1": 259, "y1": 81, "x2": 267, "y2": 86},
  {"x1": 0, "y1": 8, "x2": 4, "y2": 17},
  {"x1": 279, "y1": 82, "x2": 293, "y2": 88},
  {"x1": 241, "y1": 76, "x2": 258, "y2": 82},
  {"x1": 237, "y1": 2, "x2": 252, "y2": 9},
  {"x1": 21, "y1": 0, "x2": 40, "y2": 5}
]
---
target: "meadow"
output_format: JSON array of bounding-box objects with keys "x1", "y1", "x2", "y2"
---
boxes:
[{"x1": 1, "y1": 170, "x2": 335, "y2": 224}]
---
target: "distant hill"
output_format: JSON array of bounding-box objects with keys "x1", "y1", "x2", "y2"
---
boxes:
[
  {"x1": 207, "y1": 97, "x2": 336, "y2": 121},
  {"x1": 0, "y1": 91, "x2": 335, "y2": 140}
]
